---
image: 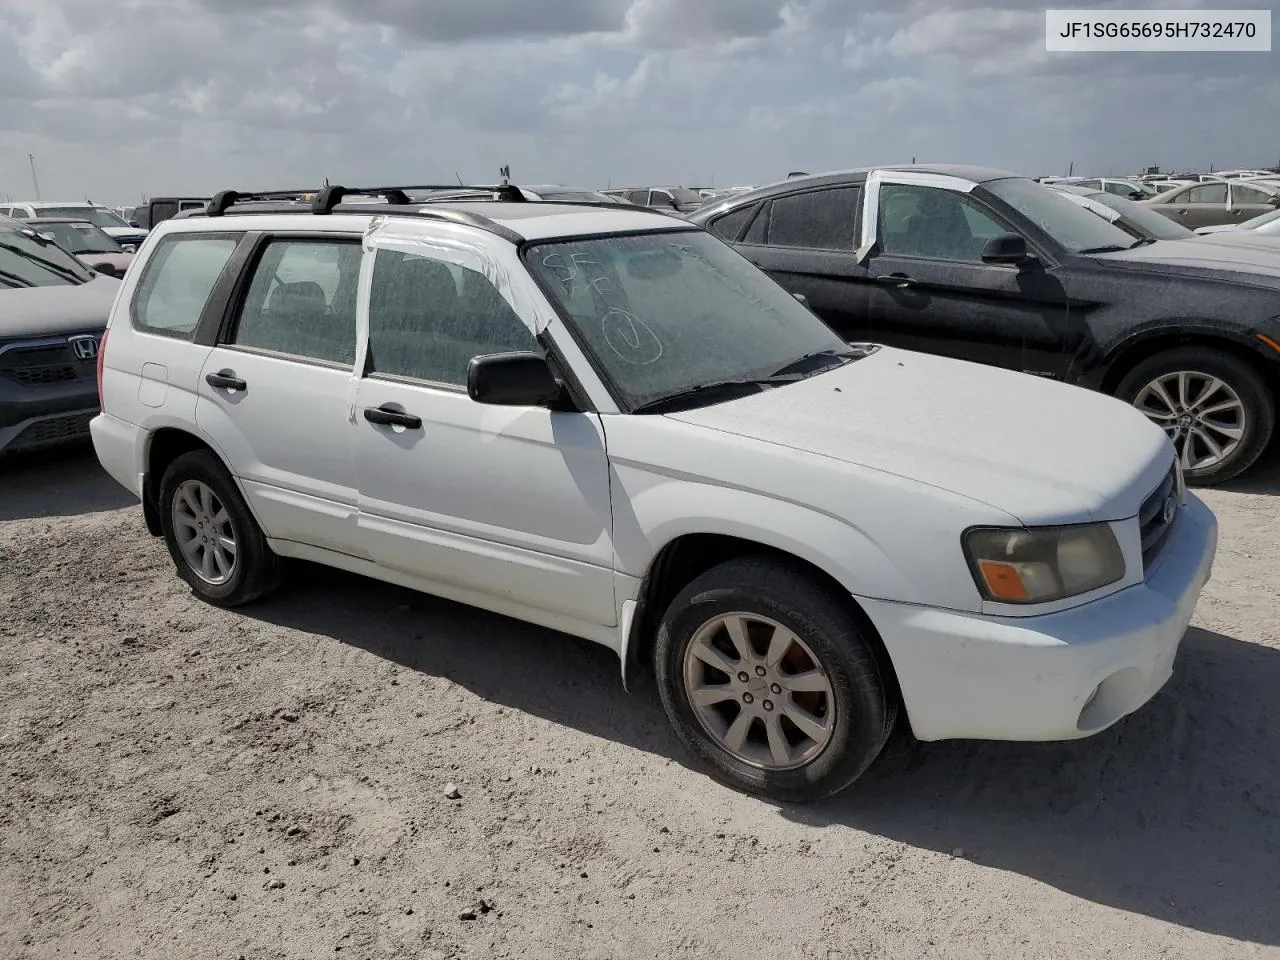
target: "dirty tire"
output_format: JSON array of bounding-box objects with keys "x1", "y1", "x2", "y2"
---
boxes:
[
  {"x1": 1116, "y1": 347, "x2": 1274, "y2": 486},
  {"x1": 654, "y1": 556, "x2": 897, "y2": 804},
  {"x1": 158, "y1": 449, "x2": 281, "y2": 607}
]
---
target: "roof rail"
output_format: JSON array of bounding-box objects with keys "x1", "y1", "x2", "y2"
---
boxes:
[{"x1": 205, "y1": 183, "x2": 527, "y2": 217}]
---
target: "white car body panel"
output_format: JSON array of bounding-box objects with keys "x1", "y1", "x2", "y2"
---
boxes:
[{"x1": 89, "y1": 201, "x2": 1219, "y2": 746}]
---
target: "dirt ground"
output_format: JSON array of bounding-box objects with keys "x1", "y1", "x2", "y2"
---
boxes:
[{"x1": 1, "y1": 446, "x2": 1277, "y2": 960}]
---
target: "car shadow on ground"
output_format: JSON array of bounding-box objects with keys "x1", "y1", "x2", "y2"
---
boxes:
[
  {"x1": 251, "y1": 566, "x2": 1279, "y2": 947},
  {"x1": 0, "y1": 444, "x2": 136, "y2": 522}
]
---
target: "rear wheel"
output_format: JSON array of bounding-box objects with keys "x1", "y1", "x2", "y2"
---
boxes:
[
  {"x1": 654, "y1": 557, "x2": 897, "y2": 803},
  {"x1": 1116, "y1": 347, "x2": 1274, "y2": 486},
  {"x1": 158, "y1": 450, "x2": 281, "y2": 607}
]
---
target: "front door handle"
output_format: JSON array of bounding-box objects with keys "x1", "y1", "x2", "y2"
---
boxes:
[
  {"x1": 875, "y1": 273, "x2": 916, "y2": 289},
  {"x1": 364, "y1": 405, "x2": 423, "y2": 430},
  {"x1": 206, "y1": 370, "x2": 247, "y2": 391}
]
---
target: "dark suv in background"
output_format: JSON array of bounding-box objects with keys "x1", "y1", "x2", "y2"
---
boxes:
[
  {"x1": 0, "y1": 216, "x2": 120, "y2": 457},
  {"x1": 690, "y1": 165, "x2": 1280, "y2": 485}
]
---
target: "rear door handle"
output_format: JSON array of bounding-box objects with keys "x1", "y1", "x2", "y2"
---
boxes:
[
  {"x1": 875, "y1": 273, "x2": 917, "y2": 289},
  {"x1": 364, "y1": 405, "x2": 422, "y2": 430},
  {"x1": 205, "y1": 370, "x2": 247, "y2": 391}
]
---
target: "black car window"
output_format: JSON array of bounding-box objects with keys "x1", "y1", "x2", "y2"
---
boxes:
[
  {"x1": 709, "y1": 203, "x2": 759, "y2": 243},
  {"x1": 627, "y1": 190, "x2": 650, "y2": 205},
  {"x1": 878, "y1": 184, "x2": 1007, "y2": 262},
  {"x1": 367, "y1": 249, "x2": 537, "y2": 387},
  {"x1": 741, "y1": 202, "x2": 769, "y2": 244},
  {"x1": 133, "y1": 235, "x2": 240, "y2": 337},
  {"x1": 232, "y1": 239, "x2": 362, "y2": 366},
  {"x1": 767, "y1": 188, "x2": 861, "y2": 251},
  {"x1": 1184, "y1": 183, "x2": 1227, "y2": 204}
]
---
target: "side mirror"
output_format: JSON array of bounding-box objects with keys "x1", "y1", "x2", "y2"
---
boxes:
[
  {"x1": 128, "y1": 220, "x2": 141, "y2": 228},
  {"x1": 981, "y1": 233, "x2": 1032, "y2": 265},
  {"x1": 467, "y1": 352, "x2": 566, "y2": 408}
]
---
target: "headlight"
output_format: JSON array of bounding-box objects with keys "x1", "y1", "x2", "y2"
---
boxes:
[{"x1": 963, "y1": 523, "x2": 1125, "y2": 604}]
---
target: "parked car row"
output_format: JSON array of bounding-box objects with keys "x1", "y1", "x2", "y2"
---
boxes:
[{"x1": 86, "y1": 184, "x2": 1217, "y2": 803}]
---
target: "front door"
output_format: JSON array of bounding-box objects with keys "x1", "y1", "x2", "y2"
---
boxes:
[
  {"x1": 352, "y1": 239, "x2": 617, "y2": 630},
  {"x1": 858, "y1": 173, "x2": 1074, "y2": 378},
  {"x1": 1227, "y1": 183, "x2": 1280, "y2": 226},
  {"x1": 195, "y1": 234, "x2": 363, "y2": 555}
]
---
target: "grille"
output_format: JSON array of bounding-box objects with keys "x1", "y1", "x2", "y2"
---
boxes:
[
  {"x1": 5, "y1": 366, "x2": 79, "y2": 386},
  {"x1": 8, "y1": 412, "x2": 96, "y2": 451},
  {"x1": 1139, "y1": 464, "x2": 1179, "y2": 570}
]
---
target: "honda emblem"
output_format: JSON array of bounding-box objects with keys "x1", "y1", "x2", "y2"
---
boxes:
[{"x1": 69, "y1": 335, "x2": 98, "y2": 361}]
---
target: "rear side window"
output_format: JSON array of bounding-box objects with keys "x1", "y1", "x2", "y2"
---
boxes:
[
  {"x1": 132, "y1": 234, "x2": 240, "y2": 337},
  {"x1": 230, "y1": 238, "x2": 361, "y2": 366},
  {"x1": 367, "y1": 249, "x2": 537, "y2": 387},
  {"x1": 709, "y1": 203, "x2": 758, "y2": 242},
  {"x1": 767, "y1": 187, "x2": 861, "y2": 250}
]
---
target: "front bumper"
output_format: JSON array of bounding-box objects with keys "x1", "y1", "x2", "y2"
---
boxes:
[{"x1": 859, "y1": 493, "x2": 1218, "y2": 742}]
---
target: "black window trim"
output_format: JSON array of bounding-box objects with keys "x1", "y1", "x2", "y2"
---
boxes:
[
  {"x1": 209, "y1": 232, "x2": 363, "y2": 368},
  {"x1": 130, "y1": 230, "x2": 248, "y2": 342}
]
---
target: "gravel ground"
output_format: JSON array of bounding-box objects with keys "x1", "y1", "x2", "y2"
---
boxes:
[{"x1": 2, "y1": 445, "x2": 1278, "y2": 960}]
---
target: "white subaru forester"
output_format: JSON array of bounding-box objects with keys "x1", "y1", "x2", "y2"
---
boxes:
[{"x1": 91, "y1": 186, "x2": 1217, "y2": 802}]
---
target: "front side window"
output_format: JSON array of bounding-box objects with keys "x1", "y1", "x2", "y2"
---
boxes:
[
  {"x1": 877, "y1": 184, "x2": 1007, "y2": 262},
  {"x1": 768, "y1": 188, "x2": 860, "y2": 251},
  {"x1": 133, "y1": 235, "x2": 240, "y2": 336},
  {"x1": 231, "y1": 239, "x2": 362, "y2": 365},
  {"x1": 1231, "y1": 185, "x2": 1275, "y2": 205},
  {"x1": 367, "y1": 249, "x2": 537, "y2": 386},
  {"x1": 1184, "y1": 183, "x2": 1227, "y2": 204},
  {"x1": 0, "y1": 224, "x2": 95, "y2": 288},
  {"x1": 526, "y1": 230, "x2": 849, "y2": 410}
]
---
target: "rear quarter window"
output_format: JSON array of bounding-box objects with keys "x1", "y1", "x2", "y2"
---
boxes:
[{"x1": 131, "y1": 233, "x2": 242, "y2": 338}]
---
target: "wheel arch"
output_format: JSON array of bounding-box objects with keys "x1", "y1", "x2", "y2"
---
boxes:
[
  {"x1": 1099, "y1": 326, "x2": 1280, "y2": 398},
  {"x1": 622, "y1": 532, "x2": 903, "y2": 716},
  {"x1": 142, "y1": 427, "x2": 224, "y2": 536}
]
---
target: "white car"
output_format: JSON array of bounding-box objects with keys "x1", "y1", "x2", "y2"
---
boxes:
[
  {"x1": 90, "y1": 187, "x2": 1217, "y2": 802},
  {"x1": 0, "y1": 201, "x2": 149, "y2": 250}
]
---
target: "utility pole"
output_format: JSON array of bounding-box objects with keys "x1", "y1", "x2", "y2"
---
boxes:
[{"x1": 28, "y1": 153, "x2": 41, "y2": 200}]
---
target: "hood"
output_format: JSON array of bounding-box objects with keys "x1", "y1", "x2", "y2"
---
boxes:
[
  {"x1": 667, "y1": 347, "x2": 1171, "y2": 525},
  {"x1": 0, "y1": 275, "x2": 120, "y2": 340},
  {"x1": 101, "y1": 225, "x2": 148, "y2": 242},
  {"x1": 1091, "y1": 236, "x2": 1280, "y2": 287}
]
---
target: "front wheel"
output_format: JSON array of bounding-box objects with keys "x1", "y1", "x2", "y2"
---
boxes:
[
  {"x1": 654, "y1": 557, "x2": 897, "y2": 803},
  {"x1": 1116, "y1": 347, "x2": 1275, "y2": 486}
]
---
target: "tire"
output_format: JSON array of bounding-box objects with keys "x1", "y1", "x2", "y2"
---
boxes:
[
  {"x1": 1115, "y1": 347, "x2": 1275, "y2": 486},
  {"x1": 157, "y1": 450, "x2": 281, "y2": 607},
  {"x1": 654, "y1": 557, "x2": 898, "y2": 804}
]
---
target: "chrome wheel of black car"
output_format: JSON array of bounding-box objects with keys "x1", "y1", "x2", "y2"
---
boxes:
[{"x1": 1133, "y1": 370, "x2": 1246, "y2": 473}]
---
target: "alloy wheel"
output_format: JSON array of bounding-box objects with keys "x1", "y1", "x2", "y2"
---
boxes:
[
  {"x1": 1133, "y1": 370, "x2": 1246, "y2": 472},
  {"x1": 682, "y1": 612, "x2": 836, "y2": 770},
  {"x1": 171, "y1": 479, "x2": 238, "y2": 585}
]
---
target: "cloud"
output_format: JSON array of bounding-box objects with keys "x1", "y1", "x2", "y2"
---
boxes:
[{"x1": 0, "y1": 0, "x2": 1276, "y2": 204}]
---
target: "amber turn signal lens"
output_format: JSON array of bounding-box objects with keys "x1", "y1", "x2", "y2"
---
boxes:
[{"x1": 977, "y1": 561, "x2": 1031, "y2": 601}]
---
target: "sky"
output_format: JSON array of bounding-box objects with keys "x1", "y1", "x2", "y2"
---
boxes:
[{"x1": 1, "y1": 0, "x2": 1277, "y2": 206}]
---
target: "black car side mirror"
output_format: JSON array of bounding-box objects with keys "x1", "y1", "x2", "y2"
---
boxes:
[
  {"x1": 128, "y1": 220, "x2": 141, "y2": 228},
  {"x1": 981, "y1": 233, "x2": 1032, "y2": 265},
  {"x1": 468, "y1": 352, "x2": 569, "y2": 408}
]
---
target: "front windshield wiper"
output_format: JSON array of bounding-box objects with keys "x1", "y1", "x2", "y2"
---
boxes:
[
  {"x1": 1129, "y1": 237, "x2": 1157, "y2": 248},
  {"x1": 1076, "y1": 244, "x2": 1130, "y2": 255},
  {"x1": 768, "y1": 348, "x2": 860, "y2": 379},
  {"x1": 0, "y1": 268, "x2": 36, "y2": 288},
  {"x1": 632, "y1": 375, "x2": 806, "y2": 415},
  {"x1": 0, "y1": 241, "x2": 87, "y2": 284}
]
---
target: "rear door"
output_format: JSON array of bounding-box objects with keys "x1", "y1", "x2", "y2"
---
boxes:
[
  {"x1": 727, "y1": 186, "x2": 871, "y2": 341},
  {"x1": 194, "y1": 233, "x2": 364, "y2": 555},
  {"x1": 858, "y1": 171, "x2": 1073, "y2": 376}
]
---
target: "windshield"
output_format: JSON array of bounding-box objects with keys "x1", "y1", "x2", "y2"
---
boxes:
[
  {"x1": 36, "y1": 206, "x2": 130, "y2": 230},
  {"x1": 538, "y1": 190, "x2": 612, "y2": 203},
  {"x1": 983, "y1": 177, "x2": 1138, "y2": 253},
  {"x1": 1089, "y1": 193, "x2": 1195, "y2": 240},
  {"x1": 526, "y1": 230, "x2": 850, "y2": 410},
  {"x1": 0, "y1": 224, "x2": 95, "y2": 287},
  {"x1": 32, "y1": 221, "x2": 122, "y2": 254}
]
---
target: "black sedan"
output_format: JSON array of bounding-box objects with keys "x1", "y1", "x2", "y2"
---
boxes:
[{"x1": 690, "y1": 165, "x2": 1280, "y2": 485}]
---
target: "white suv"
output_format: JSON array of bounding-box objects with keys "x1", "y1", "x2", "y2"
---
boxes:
[{"x1": 91, "y1": 186, "x2": 1217, "y2": 802}]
